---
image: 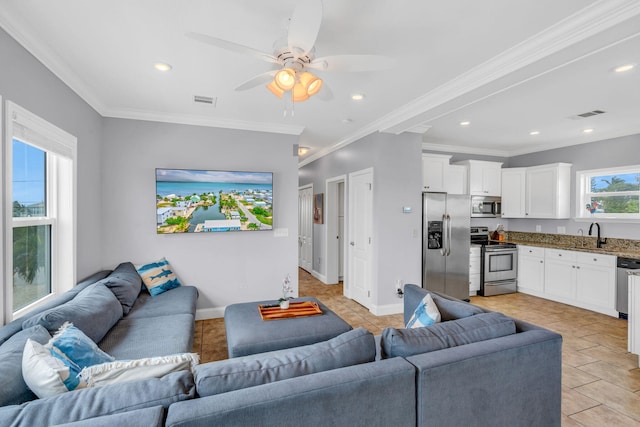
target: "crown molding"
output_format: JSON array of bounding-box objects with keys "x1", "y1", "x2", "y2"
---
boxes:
[
  {"x1": 421, "y1": 143, "x2": 510, "y2": 158},
  {"x1": 373, "y1": 0, "x2": 640, "y2": 136},
  {"x1": 103, "y1": 108, "x2": 305, "y2": 135},
  {"x1": 0, "y1": 10, "x2": 107, "y2": 116}
]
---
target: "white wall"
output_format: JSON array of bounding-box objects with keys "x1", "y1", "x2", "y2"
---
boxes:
[
  {"x1": 0, "y1": 28, "x2": 104, "y2": 279},
  {"x1": 299, "y1": 132, "x2": 423, "y2": 313},
  {"x1": 100, "y1": 118, "x2": 299, "y2": 318}
]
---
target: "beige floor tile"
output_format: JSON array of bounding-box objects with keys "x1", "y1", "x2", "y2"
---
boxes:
[
  {"x1": 577, "y1": 361, "x2": 640, "y2": 392},
  {"x1": 570, "y1": 404, "x2": 640, "y2": 427},
  {"x1": 562, "y1": 385, "x2": 600, "y2": 416},
  {"x1": 563, "y1": 364, "x2": 599, "y2": 389},
  {"x1": 574, "y1": 380, "x2": 640, "y2": 421}
]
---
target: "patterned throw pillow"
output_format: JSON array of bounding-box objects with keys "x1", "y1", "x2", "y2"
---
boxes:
[
  {"x1": 135, "y1": 258, "x2": 182, "y2": 296},
  {"x1": 406, "y1": 293, "x2": 441, "y2": 328}
]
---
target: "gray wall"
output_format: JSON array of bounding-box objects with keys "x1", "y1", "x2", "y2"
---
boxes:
[
  {"x1": 0, "y1": 28, "x2": 104, "y2": 279},
  {"x1": 101, "y1": 118, "x2": 300, "y2": 317},
  {"x1": 508, "y1": 134, "x2": 640, "y2": 239},
  {"x1": 299, "y1": 132, "x2": 423, "y2": 311}
]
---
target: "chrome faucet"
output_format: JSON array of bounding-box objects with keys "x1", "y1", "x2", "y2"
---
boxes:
[{"x1": 588, "y1": 222, "x2": 607, "y2": 248}]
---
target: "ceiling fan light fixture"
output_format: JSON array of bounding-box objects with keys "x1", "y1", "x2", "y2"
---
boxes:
[
  {"x1": 274, "y1": 68, "x2": 296, "y2": 90},
  {"x1": 292, "y1": 82, "x2": 310, "y2": 102},
  {"x1": 266, "y1": 80, "x2": 285, "y2": 98},
  {"x1": 299, "y1": 71, "x2": 322, "y2": 96}
]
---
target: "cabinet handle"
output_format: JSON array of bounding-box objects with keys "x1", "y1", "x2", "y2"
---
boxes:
[
  {"x1": 593, "y1": 258, "x2": 597, "y2": 261},
  {"x1": 572, "y1": 265, "x2": 575, "y2": 268},
  {"x1": 577, "y1": 266, "x2": 580, "y2": 269},
  {"x1": 540, "y1": 260, "x2": 543, "y2": 264}
]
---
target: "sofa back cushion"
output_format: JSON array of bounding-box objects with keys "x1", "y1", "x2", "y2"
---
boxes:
[
  {"x1": 195, "y1": 327, "x2": 376, "y2": 397},
  {"x1": 0, "y1": 325, "x2": 51, "y2": 406},
  {"x1": 22, "y1": 283, "x2": 123, "y2": 343},
  {"x1": 99, "y1": 262, "x2": 142, "y2": 315},
  {"x1": 381, "y1": 312, "x2": 516, "y2": 358}
]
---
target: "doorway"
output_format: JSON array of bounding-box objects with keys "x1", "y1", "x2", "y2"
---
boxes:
[
  {"x1": 325, "y1": 175, "x2": 346, "y2": 285},
  {"x1": 347, "y1": 168, "x2": 373, "y2": 308}
]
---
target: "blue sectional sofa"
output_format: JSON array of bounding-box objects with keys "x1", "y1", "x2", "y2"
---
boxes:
[{"x1": 0, "y1": 267, "x2": 562, "y2": 426}]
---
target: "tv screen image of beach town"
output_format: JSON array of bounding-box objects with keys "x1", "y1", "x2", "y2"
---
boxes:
[{"x1": 156, "y1": 168, "x2": 273, "y2": 233}]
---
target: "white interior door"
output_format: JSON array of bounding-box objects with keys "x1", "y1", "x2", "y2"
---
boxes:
[
  {"x1": 348, "y1": 168, "x2": 373, "y2": 308},
  {"x1": 298, "y1": 185, "x2": 313, "y2": 272}
]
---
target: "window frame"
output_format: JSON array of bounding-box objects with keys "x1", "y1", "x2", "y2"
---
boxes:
[
  {"x1": 3, "y1": 101, "x2": 77, "y2": 323},
  {"x1": 575, "y1": 165, "x2": 640, "y2": 222}
]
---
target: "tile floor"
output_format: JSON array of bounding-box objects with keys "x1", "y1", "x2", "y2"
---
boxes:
[{"x1": 193, "y1": 268, "x2": 640, "y2": 426}]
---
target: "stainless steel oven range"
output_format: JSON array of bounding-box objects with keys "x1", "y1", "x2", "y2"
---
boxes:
[{"x1": 471, "y1": 226, "x2": 518, "y2": 296}]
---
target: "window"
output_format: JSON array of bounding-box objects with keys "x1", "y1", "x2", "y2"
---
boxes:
[
  {"x1": 4, "y1": 101, "x2": 77, "y2": 322},
  {"x1": 576, "y1": 166, "x2": 640, "y2": 220}
]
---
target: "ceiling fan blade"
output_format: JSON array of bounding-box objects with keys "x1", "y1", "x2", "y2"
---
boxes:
[
  {"x1": 309, "y1": 55, "x2": 396, "y2": 72},
  {"x1": 315, "y1": 82, "x2": 333, "y2": 101},
  {"x1": 234, "y1": 71, "x2": 277, "y2": 91},
  {"x1": 185, "y1": 32, "x2": 278, "y2": 64},
  {"x1": 288, "y1": 0, "x2": 323, "y2": 55}
]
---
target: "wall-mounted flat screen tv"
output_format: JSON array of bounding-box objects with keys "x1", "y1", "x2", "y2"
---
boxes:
[{"x1": 156, "y1": 168, "x2": 273, "y2": 233}]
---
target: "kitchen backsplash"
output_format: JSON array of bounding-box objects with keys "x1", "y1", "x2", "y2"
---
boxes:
[{"x1": 505, "y1": 231, "x2": 640, "y2": 254}]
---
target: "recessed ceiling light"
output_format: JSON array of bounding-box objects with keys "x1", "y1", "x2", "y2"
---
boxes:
[
  {"x1": 459, "y1": 121, "x2": 470, "y2": 127},
  {"x1": 154, "y1": 62, "x2": 172, "y2": 72},
  {"x1": 351, "y1": 94, "x2": 365, "y2": 101},
  {"x1": 529, "y1": 131, "x2": 540, "y2": 135},
  {"x1": 583, "y1": 128, "x2": 594, "y2": 134},
  {"x1": 614, "y1": 64, "x2": 634, "y2": 73}
]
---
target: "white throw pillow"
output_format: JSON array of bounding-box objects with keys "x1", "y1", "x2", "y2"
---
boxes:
[
  {"x1": 22, "y1": 339, "x2": 87, "y2": 398},
  {"x1": 406, "y1": 293, "x2": 441, "y2": 328},
  {"x1": 79, "y1": 353, "x2": 199, "y2": 388}
]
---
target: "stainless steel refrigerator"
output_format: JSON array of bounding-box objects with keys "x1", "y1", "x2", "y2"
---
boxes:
[{"x1": 422, "y1": 192, "x2": 471, "y2": 301}]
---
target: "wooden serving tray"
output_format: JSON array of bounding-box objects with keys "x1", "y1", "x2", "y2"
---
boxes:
[{"x1": 259, "y1": 301, "x2": 323, "y2": 320}]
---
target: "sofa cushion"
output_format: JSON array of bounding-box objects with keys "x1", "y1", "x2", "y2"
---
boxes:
[
  {"x1": 0, "y1": 370, "x2": 195, "y2": 427},
  {"x1": 98, "y1": 313, "x2": 194, "y2": 360},
  {"x1": 381, "y1": 312, "x2": 517, "y2": 358},
  {"x1": 195, "y1": 327, "x2": 376, "y2": 397},
  {"x1": 135, "y1": 258, "x2": 181, "y2": 296},
  {"x1": 406, "y1": 293, "x2": 441, "y2": 328},
  {"x1": 79, "y1": 353, "x2": 199, "y2": 388},
  {"x1": 99, "y1": 262, "x2": 142, "y2": 315},
  {"x1": 22, "y1": 283, "x2": 123, "y2": 343},
  {"x1": 50, "y1": 406, "x2": 165, "y2": 427},
  {"x1": 125, "y1": 286, "x2": 198, "y2": 320},
  {"x1": 431, "y1": 293, "x2": 484, "y2": 321},
  {"x1": 0, "y1": 325, "x2": 51, "y2": 406}
]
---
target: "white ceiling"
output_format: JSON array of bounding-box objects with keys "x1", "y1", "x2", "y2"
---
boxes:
[{"x1": 2, "y1": 0, "x2": 640, "y2": 164}]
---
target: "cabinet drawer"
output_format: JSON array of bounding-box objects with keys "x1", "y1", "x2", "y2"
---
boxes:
[
  {"x1": 519, "y1": 245, "x2": 544, "y2": 258},
  {"x1": 575, "y1": 252, "x2": 616, "y2": 267},
  {"x1": 545, "y1": 248, "x2": 577, "y2": 261}
]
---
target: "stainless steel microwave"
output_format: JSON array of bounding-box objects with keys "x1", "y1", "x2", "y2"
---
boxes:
[{"x1": 471, "y1": 196, "x2": 502, "y2": 218}]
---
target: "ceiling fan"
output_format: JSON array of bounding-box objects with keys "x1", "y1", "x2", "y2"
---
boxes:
[{"x1": 186, "y1": 0, "x2": 395, "y2": 104}]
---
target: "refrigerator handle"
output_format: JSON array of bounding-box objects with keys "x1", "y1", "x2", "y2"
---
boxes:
[
  {"x1": 440, "y1": 214, "x2": 447, "y2": 256},
  {"x1": 446, "y1": 214, "x2": 452, "y2": 256}
]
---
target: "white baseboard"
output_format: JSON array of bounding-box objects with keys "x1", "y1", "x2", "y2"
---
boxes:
[
  {"x1": 195, "y1": 307, "x2": 225, "y2": 320},
  {"x1": 370, "y1": 302, "x2": 403, "y2": 316},
  {"x1": 311, "y1": 270, "x2": 328, "y2": 284}
]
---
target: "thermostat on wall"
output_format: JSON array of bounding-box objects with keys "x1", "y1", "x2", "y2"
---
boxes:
[{"x1": 402, "y1": 207, "x2": 412, "y2": 214}]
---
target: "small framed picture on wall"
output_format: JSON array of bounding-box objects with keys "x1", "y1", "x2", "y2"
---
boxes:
[{"x1": 313, "y1": 193, "x2": 324, "y2": 224}]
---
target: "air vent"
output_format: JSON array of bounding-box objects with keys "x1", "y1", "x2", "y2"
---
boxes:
[
  {"x1": 194, "y1": 95, "x2": 216, "y2": 106},
  {"x1": 572, "y1": 109, "x2": 606, "y2": 119}
]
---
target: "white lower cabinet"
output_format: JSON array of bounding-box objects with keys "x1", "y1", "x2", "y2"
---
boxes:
[
  {"x1": 517, "y1": 246, "x2": 617, "y2": 317},
  {"x1": 469, "y1": 246, "x2": 481, "y2": 296},
  {"x1": 517, "y1": 245, "x2": 545, "y2": 295}
]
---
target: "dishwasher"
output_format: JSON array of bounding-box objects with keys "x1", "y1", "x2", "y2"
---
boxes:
[{"x1": 617, "y1": 257, "x2": 640, "y2": 319}]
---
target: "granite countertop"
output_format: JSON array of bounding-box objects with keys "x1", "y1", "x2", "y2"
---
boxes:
[{"x1": 503, "y1": 231, "x2": 640, "y2": 259}]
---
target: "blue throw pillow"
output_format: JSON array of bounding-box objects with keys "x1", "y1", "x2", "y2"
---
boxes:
[
  {"x1": 48, "y1": 322, "x2": 114, "y2": 368},
  {"x1": 135, "y1": 258, "x2": 181, "y2": 296},
  {"x1": 406, "y1": 293, "x2": 441, "y2": 328}
]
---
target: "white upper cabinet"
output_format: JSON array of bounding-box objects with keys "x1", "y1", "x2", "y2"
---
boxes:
[
  {"x1": 454, "y1": 160, "x2": 502, "y2": 196},
  {"x1": 422, "y1": 153, "x2": 451, "y2": 192},
  {"x1": 501, "y1": 163, "x2": 572, "y2": 219},
  {"x1": 501, "y1": 168, "x2": 526, "y2": 218}
]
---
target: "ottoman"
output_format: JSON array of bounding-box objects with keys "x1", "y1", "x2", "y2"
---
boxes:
[{"x1": 224, "y1": 297, "x2": 352, "y2": 358}]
